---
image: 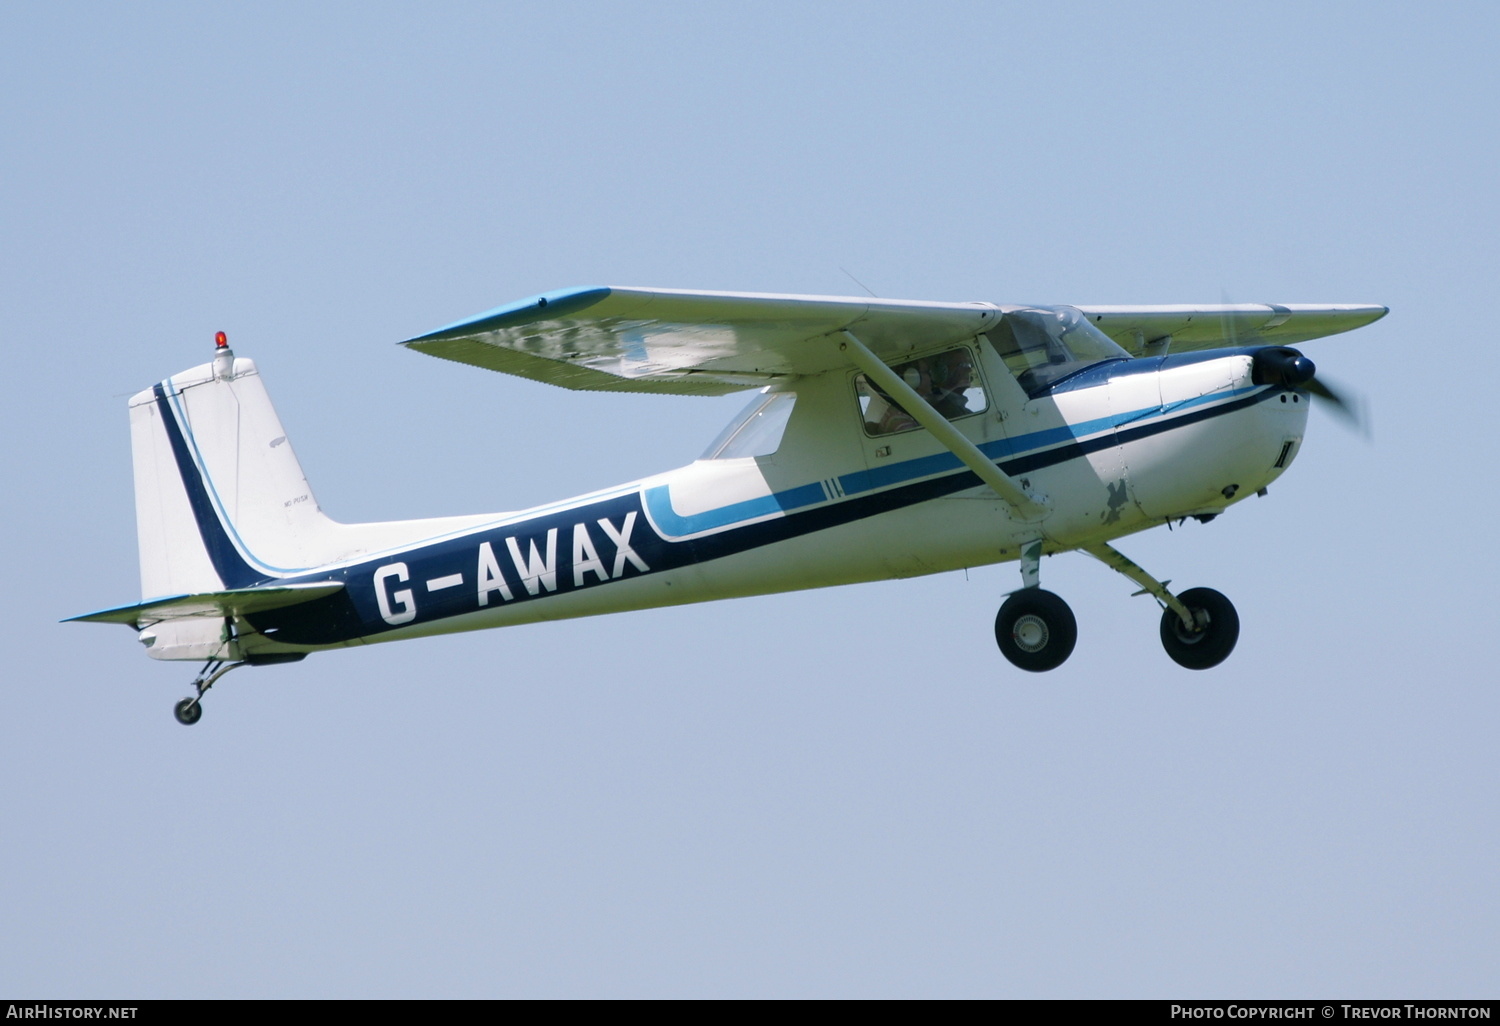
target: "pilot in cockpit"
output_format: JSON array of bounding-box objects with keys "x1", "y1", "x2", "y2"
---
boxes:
[
  {"x1": 926, "y1": 349, "x2": 976, "y2": 417},
  {"x1": 869, "y1": 349, "x2": 979, "y2": 434}
]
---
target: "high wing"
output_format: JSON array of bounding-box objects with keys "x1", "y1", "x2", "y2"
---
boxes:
[
  {"x1": 402, "y1": 287, "x2": 1003, "y2": 395},
  {"x1": 1078, "y1": 304, "x2": 1388, "y2": 356},
  {"x1": 402, "y1": 288, "x2": 1388, "y2": 394}
]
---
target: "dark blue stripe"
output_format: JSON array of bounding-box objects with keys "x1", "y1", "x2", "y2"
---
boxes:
[
  {"x1": 1114, "y1": 385, "x2": 1277, "y2": 447},
  {"x1": 152, "y1": 384, "x2": 263, "y2": 590},
  {"x1": 999, "y1": 386, "x2": 1280, "y2": 476}
]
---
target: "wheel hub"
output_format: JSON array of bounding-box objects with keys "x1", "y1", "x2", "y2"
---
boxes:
[
  {"x1": 1172, "y1": 607, "x2": 1210, "y2": 644},
  {"x1": 1012, "y1": 614, "x2": 1049, "y2": 652}
]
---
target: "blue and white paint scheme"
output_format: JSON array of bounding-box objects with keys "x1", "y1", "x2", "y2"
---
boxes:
[{"x1": 68, "y1": 287, "x2": 1385, "y2": 723}]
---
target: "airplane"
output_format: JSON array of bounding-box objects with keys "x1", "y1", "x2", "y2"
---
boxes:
[{"x1": 67, "y1": 287, "x2": 1387, "y2": 724}]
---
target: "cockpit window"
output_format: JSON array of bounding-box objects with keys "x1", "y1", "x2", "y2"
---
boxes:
[
  {"x1": 701, "y1": 390, "x2": 797, "y2": 459},
  {"x1": 985, "y1": 305, "x2": 1130, "y2": 396},
  {"x1": 855, "y1": 345, "x2": 988, "y2": 436}
]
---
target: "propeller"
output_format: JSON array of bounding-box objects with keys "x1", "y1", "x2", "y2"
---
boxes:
[
  {"x1": 1217, "y1": 295, "x2": 1369, "y2": 436},
  {"x1": 1250, "y1": 346, "x2": 1368, "y2": 435}
]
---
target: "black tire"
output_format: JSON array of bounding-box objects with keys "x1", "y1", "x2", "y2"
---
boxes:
[
  {"x1": 174, "y1": 698, "x2": 203, "y2": 726},
  {"x1": 1159, "y1": 587, "x2": 1239, "y2": 670},
  {"x1": 995, "y1": 588, "x2": 1077, "y2": 672}
]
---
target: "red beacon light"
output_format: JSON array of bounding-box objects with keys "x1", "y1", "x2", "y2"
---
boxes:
[{"x1": 211, "y1": 330, "x2": 234, "y2": 380}]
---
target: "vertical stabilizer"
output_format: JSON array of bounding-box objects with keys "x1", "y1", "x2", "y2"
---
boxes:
[
  {"x1": 129, "y1": 353, "x2": 334, "y2": 599},
  {"x1": 121, "y1": 342, "x2": 498, "y2": 660}
]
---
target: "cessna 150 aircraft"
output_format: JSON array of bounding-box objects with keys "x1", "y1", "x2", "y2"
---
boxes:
[{"x1": 69, "y1": 287, "x2": 1386, "y2": 724}]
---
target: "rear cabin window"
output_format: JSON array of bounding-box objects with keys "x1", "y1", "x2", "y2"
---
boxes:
[
  {"x1": 701, "y1": 390, "x2": 797, "y2": 459},
  {"x1": 855, "y1": 346, "x2": 988, "y2": 437}
]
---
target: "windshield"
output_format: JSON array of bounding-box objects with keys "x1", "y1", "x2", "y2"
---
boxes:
[
  {"x1": 985, "y1": 305, "x2": 1130, "y2": 396},
  {"x1": 700, "y1": 390, "x2": 797, "y2": 459}
]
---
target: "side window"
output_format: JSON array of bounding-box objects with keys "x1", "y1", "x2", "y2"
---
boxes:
[
  {"x1": 701, "y1": 391, "x2": 797, "y2": 459},
  {"x1": 855, "y1": 346, "x2": 987, "y2": 437}
]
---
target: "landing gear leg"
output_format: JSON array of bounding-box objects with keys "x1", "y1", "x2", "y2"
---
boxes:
[
  {"x1": 173, "y1": 659, "x2": 246, "y2": 725},
  {"x1": 1082, "y1": 543, "x2": 1239, "y2": 669},
  {"x1": 995, "y1": 539, "x2": 1077, "y2": 672},
  {"x1": 1019, "y1": 538, "x2": 1043, "y2": 591}
]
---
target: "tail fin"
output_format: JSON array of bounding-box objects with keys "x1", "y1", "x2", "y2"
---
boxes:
[
  {"x1": 129, "y1": 352, "x2": 337, "y2": 598},
  {"x1": 122, "y1": 345, "x2": 493, "y2": 659}
]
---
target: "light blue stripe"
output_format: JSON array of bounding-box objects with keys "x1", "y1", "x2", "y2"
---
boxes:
[
  {"x1": 165, "y1": 384, "x2": 305, "y2": 577},
  {"x1": 644, "y1": 482, "x2": 826, "y2": 537}
]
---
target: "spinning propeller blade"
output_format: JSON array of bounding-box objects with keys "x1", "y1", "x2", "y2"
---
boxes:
[
  {"x1": 1251, "y1": 346, "x2": 1369, "y2": 437},
  {"x1": 1302, "y1": 375, "x2": 1367, "y2": 435}
]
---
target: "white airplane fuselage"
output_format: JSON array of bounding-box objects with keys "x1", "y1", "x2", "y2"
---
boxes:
[{"x1": 126, "y1": 342, "x2": 1307, "y2": 662}]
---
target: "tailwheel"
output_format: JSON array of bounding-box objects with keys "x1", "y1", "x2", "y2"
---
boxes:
[
  {"x1": 995, "y1": 588, "x2": 1077, "y2": 672},
  {"x1": 1159, "y1": 587, "x2": 1239, "y2": 669},
  {"x1": 174, "y1": 698, "x2": 203, "y2": 726},
  {"x1": 170, "y1": 658, "x2": 246, "y2": 725}
]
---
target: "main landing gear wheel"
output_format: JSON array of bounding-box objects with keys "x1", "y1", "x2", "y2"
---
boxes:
[
  {"x1": 995, "y1": 588, "x2": 1077, "y2": 672},
  {"x1": 174, "y1": 698, "x2": 203, "y2": 726},
  {"x1": 1160, "y1": 587, "x2": 1240, "y2": 670}
]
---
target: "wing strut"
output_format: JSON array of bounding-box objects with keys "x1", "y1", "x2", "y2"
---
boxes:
[{"x1": 838, "y1": 331, "x2": 1047, "y2": 520}]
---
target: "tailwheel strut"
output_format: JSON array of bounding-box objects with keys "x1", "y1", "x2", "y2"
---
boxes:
[{"x1": 173, "y1": 659, "x2": 246, "y2": 725}]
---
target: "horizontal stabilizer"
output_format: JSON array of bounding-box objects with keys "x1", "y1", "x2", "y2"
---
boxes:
[{"x1": 65, "y1": 582, "x2": 345, "y2": 628}]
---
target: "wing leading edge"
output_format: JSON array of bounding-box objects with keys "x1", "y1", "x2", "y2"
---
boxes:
[{"x1": 401, "y1": 287, "x2": 1002, "y2": 395}]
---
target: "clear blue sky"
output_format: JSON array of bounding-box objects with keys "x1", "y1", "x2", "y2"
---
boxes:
[{"x1": 3, "y1": 0, "x2": 1496, "y2": 997}]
